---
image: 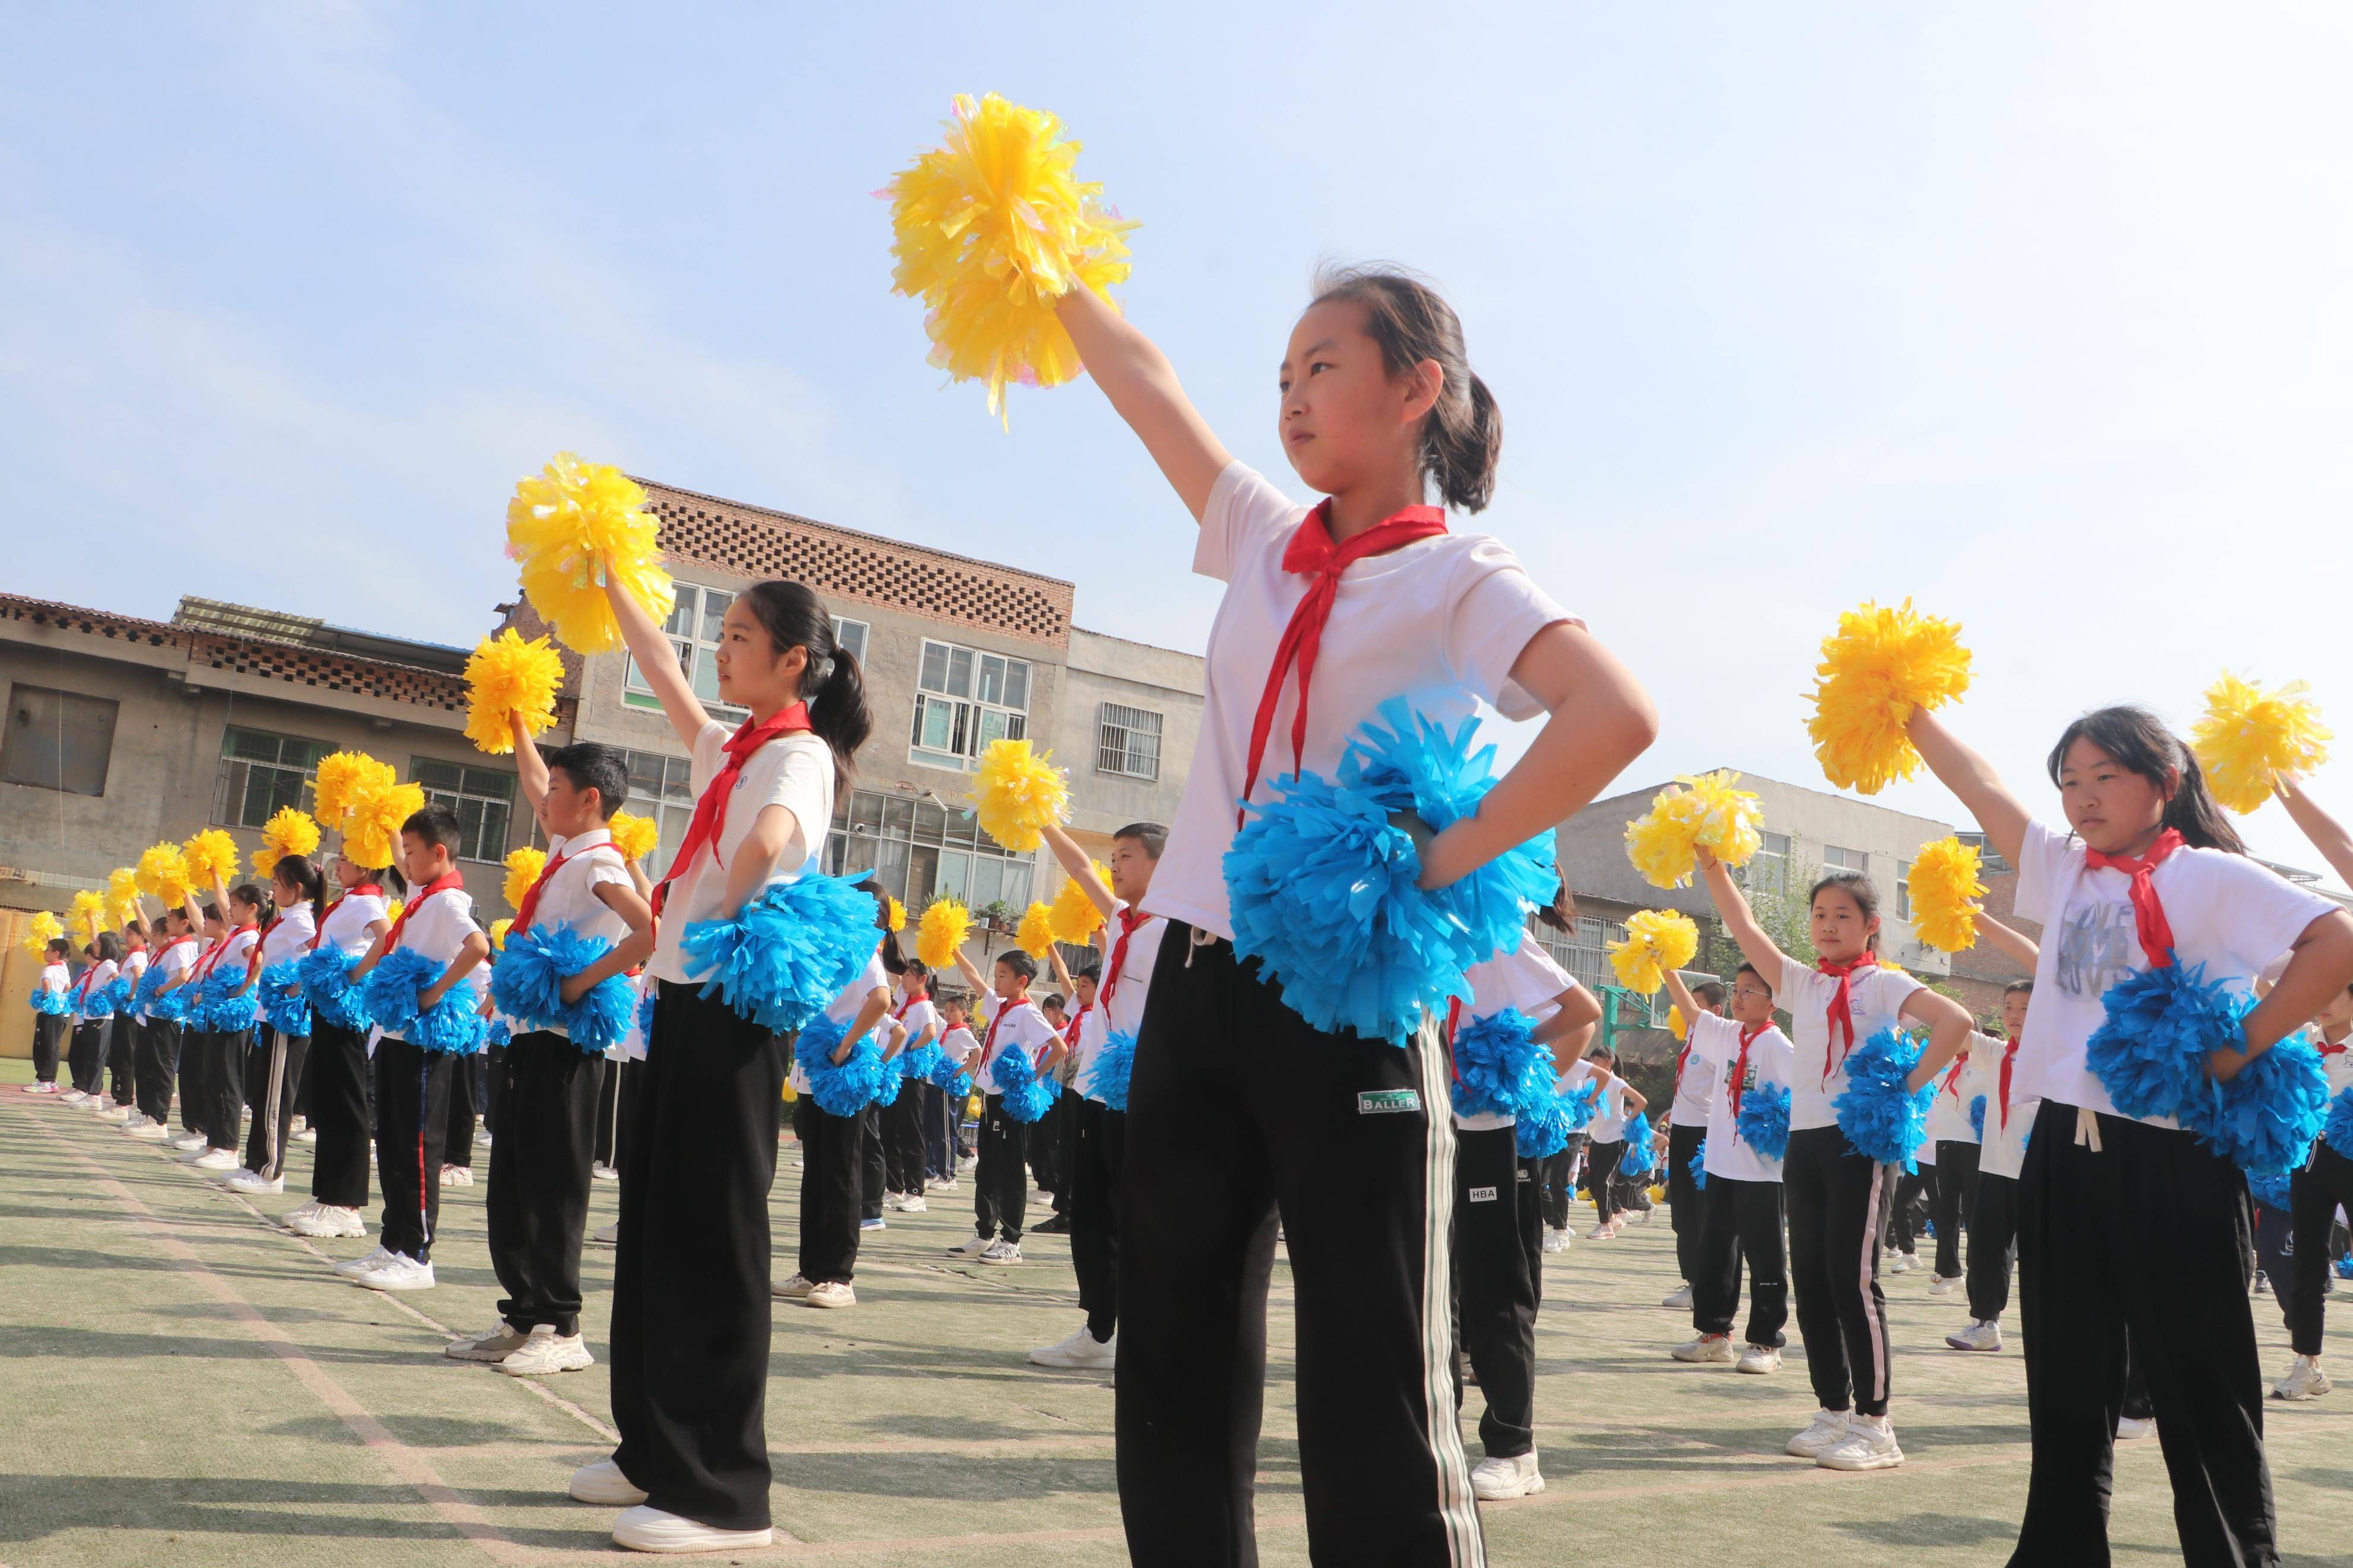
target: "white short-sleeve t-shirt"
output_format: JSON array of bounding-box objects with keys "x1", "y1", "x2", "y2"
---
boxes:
[
  {"x1": 256, "y1": 905, "x2": 319, "y2": 971},
  {"x1": 1926, "y1": 1047, "x2": 1991, "y2": 1144},
  {"x1": 1689, "y1": 1012, "x2": 1794, "y2": 1184},
  {"x1": 1074, "y1": 903, "x2": 1168, "y2": 1103},
  {"x1": 1452, "y1": 936, "x2": 1577, "y2": 1133},
  {"x1": 2013, "y1": 819, "x2": 2340, "y2": 1125},
  {"x1": 1669, "y1": 1010, "x2": 1725, "y2": 1129},
  {"x1": 896, "y1": 994, "x2": 941, "y2": 1058},
  {"x1": 973, "y1": 1000, "x2": 1058, "y2": 1097},
  {"x1": 1977, "y1": 1034, "x2": 2037, "y2": 1179},
  {"x1": 527, "y1": 829, "x2": 635, "y2": 947},
  {"x1": 1778, "y1": 956, "x2": 1925, "y2": 1132},
  {"x1": 317, "y1": 890, "x2": 390, "y2": 958},
  {"x1": 1142, "y1": 462, "x2": 1577, "y2": 942},
  {"x1": 380, "y1": 888, "x2": 483, "y2": 1045},
  {"x1": 1586, "y1": 1069, "x2": 1634, "y2": 1144},
  {"x1": 938, "y1": 1025, "x2": 980, "y2": 1071},
  {"x1": 792, "y1": 952, "x2": 889, "y2": 1094},
  {"x1": 649, "y1": 723, "x2": 835, "y2": 985},
  {"x1": 75, "y1": 959, "x2": 118, "y2": 1018}
]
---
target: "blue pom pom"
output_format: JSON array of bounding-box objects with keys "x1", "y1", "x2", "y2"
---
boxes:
[
  {"x1": 29, "y1": 987, "x2": 67, "y2": 1017},
  {"x1": 1834, "y1": 1026, "x2": 1935, "y2": 1169},
  {"x1": 926, "y1": 1051, "x2": 972, "y2": 1102},
  {"x1": 485, "y1": 1017, "x2": 511, "y2": 1049},
  {"x1": 1448, "y1": 1009, "x2": 1558, "y2": 1122},
  {"x1": 299, "y1": 947, "x2": 371, "y2": 1033},
  {"x1": 1618, "y1": 1112, "x2": 1658, "y2": 1179},
  {"x1": 2326, "y1": 1086, "x2": 2353, "y2": 1154},
  {"x1": 1968, "y1": 1093, "x2": 1987, "y2": 1141},
  {"x1": 901, "y1": 1040, "x2": 945, "y2": 1083},
  {"x1": 796, "y1": 1015, "x2": 892, "y2": 1117},
  {"x1": 678, "y1": 873, "x2": 880, "y2": 1034},
  {"x1": 258, "y1": 959, "x2": 312, "y2": 1037},
  {"x1": 1084, "y1": 1029, "x2": 1140, "y2": 1112},
  {"x1": 2085, "y1": 956, "x2": 2252, "y2": 1124},
  {"x1": 1514, "y1": 1088, "x2": 1571, "y2": 1158},
  {"x1": 1689, "y1": 1139, "x2": 1709, "y2": 1190},
  {"x1": 2180, "y1": 1033, "x2": 2328, "y2": 1178},
  {"x1": 634, "y1": 985, "x2": 656, "y2": 1046},
  {"x1": 992, "y1": 1035, "x2": 1060, "y2": 1124},
  {"x1": 106, "y1": 977, "x2": 134, "y2": 1014},
  {"x1": 1734, "y1": 1082, "x2": 1792, "y2": 1161},
  {"x1": 201, "y1": 972, "x2": 255, "y2": 1033},
  {"x1": 490, "y1": 924, "x2": 637, "y2": 1054},
  {"x1": 1224, "y1": 699, "x2": 1557, "y2": 1046},
  {"x1": 131, "y1": 963, "x2": 166, "y2": 1016},
  {"x1": 82, "y1": 981, "x2": 116, "y2": 1019},
  {"x1": 1558, "y1": 1077, "x2": 1601, "y2": 1133},
  {"x1": 148, "y1": 982, "x2": 190, "y2": 1024},
  {"x1": 2247, "y1": 1168, "x2": 2294, "y2": 1213},
  {"x1": 361, "y1": 949, "x2": 484, "y2": 1055}
]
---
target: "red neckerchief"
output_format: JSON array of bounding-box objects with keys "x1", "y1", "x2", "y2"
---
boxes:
[
  {"x1": 650, "y1": 704, "x2": 812, "y2": 918},
  {"x1": 1999, "y1": 1037, "x2": 2019, "y2": 1129},
  {"x1": 1063, "y1": 1004, "x2": 1090, "y2": 1047},
  {"x1": 511, "y1": 847, "x2": 576, "y2": 935},
  {"x1": 246, "y1": 914, "x2": 285, "y2": 978},
  {"x1": 383, "y1": 873, "x2": 464, "y2": 949},
  {"x1": 308, "y1": 885, "x2": 384, "y2": 950},
  {"x1": 2321, "y1": 1037, "x2": 2349, "y2": 1058},
  {"x1": 1728, "y1": 1022, "x2": 1769, "y2": 1121},
  {"x1": 979, "y1": 1003, "x2": 1010, "y2": 1069},
  {"x1": 1236, "y1": 501, "x2": 1448, "y2": 825},
  {"x1": 1444, "y1": 996, "x2": 1464, "y2": 1083},
  {"x1": 1817, "y1": 953, "x2": 1880, "y2": 1083},
  {"x1": 194, "y1": 928, "x2": 250, "y2": 979},
  {"x1": 894, "y1": 990, "x2": 928, "y2": 1022},
  {"x1": 2084, "y1": 828, "x2": 2186, "y2": 969},
  {"x1": 1100, "y1": 907, "x2": 1145, "y2": 1006},
  {"x1": 72, "y1": 966, "x2": 100, "y2": 1000},
  {"x1": 1942, "y1": 1057, "x2": 1969, "y2": 1099}
]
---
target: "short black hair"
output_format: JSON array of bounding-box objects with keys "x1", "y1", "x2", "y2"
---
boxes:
[
  {"x1": 996, "y1": 950, "x2": 1037, "y2": 983},
  {"x1": 1736, "y1": 962, "x2": 1773, "y2": 997},
  {"x1": 1043, "y1": 992, "x2": 1066, "y2": 1013},
  {"x1": 545, "y1": 743, "x2": 628, "y2": 821},
  {"x1": 1114, "y1": 822, "x2": 1168, "y2": 860},
  {"x1": 2005, "y1": 979, "x2": 2034, "y2": 997},
  {"x1": 45, "y1": 937, "x2": 69, "y2": 960},
  {"x1": 1072, "y1": 960, "x2": 1101, "y2": 984},
  {"x1": 402, "y1": 802, "x2": 463, "y2": 854},
  {"x1": 1692, "y1": 979, "x2": 1728, "y2": 1008}
]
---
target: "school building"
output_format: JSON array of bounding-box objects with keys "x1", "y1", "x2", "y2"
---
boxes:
[{"x1": 0, "y1": 476, "x2": 1202, "y2": 1055}]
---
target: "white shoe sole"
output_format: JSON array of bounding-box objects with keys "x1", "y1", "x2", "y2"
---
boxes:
[
  {"x1": 353, "y1": 1271, "x2": 434, "y2": 1292},
  {"x1": 1470, "y1": 1474, "x2": 1546, "y2": 1500},
  {"x1": 501, "y1": 1353, "x2": 593, "y2": 1376},
  {"x1": 569, "y1": 1463, "x2": 650, "y2": 1506},
  {"x1": 1817, "y1": 1446, "x2": 1904, "y2": 1472}
]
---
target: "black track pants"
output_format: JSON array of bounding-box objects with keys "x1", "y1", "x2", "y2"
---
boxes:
[
  {"x1": 1666, "y1": 1121, "x2": 1707, "y2": 1281},
  {"x1": 1452, "y1": 1125, "x2": 1537, "y2": 1459},
  {"x1": 307, "y1": 1021, "x2": 372, "y2": 1209},
  {"x1": 373, "y1": 1038, "x2": 454, "y2": 1262},
  {"x1": 973, "y1": 1094, "x2": 1028, "y2": 1243},
  {"x1": 1967, "y1": 1170, "x2": 2021, "y2": 1322},
  {"x1": 1783, "y1": 1125, "x2": 1892, "y2": 1417},
  {"x1": 1070, "y1": 1097, "x2": 1124, "y2": 1341},
  {"x1": 486, "y1": 1032, "x2": 603, "y2": 1335},
  {"x1": 1691, "y1": 1173, "x2": 1789, "y2": 1347},
  {"x1": 1932, "y1": 1141, "x2": 1979, "y2": 1278},
  {"x1": 797, "y1": 1097, "x2": 865, "y2": 1286},
  {"x1": 2287, "y1": 1140, "x2": 2353, "y2": 1356},
  {"x1": 243, "y1": 1027, "x2": 310, "y2": 1180},
  {"x1": 204, "y1": 1029, "x2": 248, "y2": 1152}
]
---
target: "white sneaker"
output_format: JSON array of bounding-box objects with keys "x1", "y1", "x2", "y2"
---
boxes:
[
  {"x1": 476, "y1": 1129, "x2": 491, "y2": 1148},
  {"x1": 289, "y1": 1116, "x2": 306, "y2": 1135},
  {"x1": 2114, "y1": 1416, "x2": 2156, "y2": 1440},
  {"x1": 168, "y1": 1130, "x2": 207, "y2": 1151},
  {"x1": 882, "y1": 1192, "x2": 907, "y2": 1211},
  {"x1": 98, "y1": 1103, "x2": 134, "y2": 1122},
  {"x1": 2254, "y1": 1271, "x2": 2272, "y2": 1296},
  {"x1": 1672, "y1": 1334, "x2": 1734, "y2": 1365},
  {"x1": 859, "y1": 1217, "x2": 887, "y2": 1232},
  {"x1": 2273, "y1": 1355, "x2": 2331, "y2": 1401},
  {"x1": 351, "y1": 1253, "x2": 435, "y2": 1292},
  {"x1": 1662, "y1": 1284, "x2": 1694, "y2": 1309},
  {"x1": 1886, "y1": 1252, "x2": 1915, "y2": 1276},
  {"x1": 979, "y1": 1239, "x2": 1022, "y2": 1265},
  {"x1": 611, "y1": 1505, "x2": 772, "y2": 1553},
  {"x1": 948, "y1": 1235, "x2": 993, "y2": 1258},
  {"x1": 898, "y1": 1196, "x2": 928, "y2": 1213},
  {"x1": 592, "y1": 1221, "x2": 618, "y2": 1245},
  {"x1": 1817, "y1": 1414, "x2": 1903, "y2": 1470},
  {"x1": 772, "y1": 1273, "x2": 816, "y2": 1300},
  {"x1": 1030, "y1": 1325, "x2": 1116, "y2": 1369},
  {"x1": 1736, "y1": 1344, "x2": 1782, "y2": 1375},
  {"x1": 1946, "y1": 1319, "x2": 2003, "y2": 1353},
  {"x1": 804, "y1": 1281, "x2": 856, "y2": 1309},
  {"x1": 222, "y1": 1170, "x2": 282, "y2": 1194},
  {"x1": 499, "y1": 1324, "x2": 593, "y2": 1375},
  {"x1": 60, "y1": 1089, "x2": 90, "y2": 1106},
  {"x1": 440, "y1": 1165, "x2": 474, "y2": 1187},
  {"x1": 192, "y1": 1148, "x2": 240, "y2": 1171},
  {"x1": 290, "y1": 1205, "x2": 368, "y2": 1239},
  {"x1": 569, "y1": 1458, "x2": 649, "y2": 1506},
  {"x1": 447, "y1": 1323, "x2": 531, "y2": 1362},
  {"x1": 294, "y1": 1128, "x2": 317, "y2": 1144},
  {"x1": 1786, "y1": 1408, "x2": 1852, "y2": 1458},
  {"x1": 931, "y1": 1177, "x2": 959, "y2": 1192},
  {"x1": 591, "y1": 1163, "x2": 619, "y2": 1182},
  {"x1": 280, "y1": 1199, "x2": 322, "y2": 1224},
  {"x1": 1541, "y1": 1228, "x2": 1570, "y2": 1255},
  {"x1": 334, "y1": 1245, "x2": 393, "y2": 1277},
  {"x1": 1586, "y1": 1224, "x2": 1614, "y2": 1241},
  {"x1": 1468, "y1": 1450, "x2": 1544, "y2": 1499},
  {"x1": 1928, "y1": 1274, "x2": 1957, "y2": 1295},
  {"x1": 125, "y1": 1119, "x2": 171, "y2": 1141}
]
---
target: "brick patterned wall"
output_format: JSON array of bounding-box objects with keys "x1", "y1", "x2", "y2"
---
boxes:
[
  {"x1": 1945, "y1": 864, "x2": 2042, "y2": 1022},
  {"x1": 639, "y1": 479, "x2": 1074, "y2": 649},
  {"x1": 0, "y1": 596, "x2": 179, "y2": 651}
]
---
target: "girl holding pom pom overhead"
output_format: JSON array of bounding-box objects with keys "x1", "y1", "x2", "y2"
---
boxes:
[
  {"x1": 585, "y1": 565, "x2": 871, "y2": 1556},
  {"x1": 1907, "y1": 705, "x2": 2353, "y2": 1565},
  {"x1": 1691, "y1": 845, "x2": 1974, "y2": 1473},
  {"x1": 946, "y1": 943, "x2": 1062, "y2": 1266},
  {"x1": 1053, "y1": 257, "x2": 1655, "y2": 1567}
]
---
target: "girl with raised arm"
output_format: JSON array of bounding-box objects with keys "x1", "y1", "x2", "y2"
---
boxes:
[
  {"x1": 1055, "y1": 269, "x2": 1655, "y2": 1567},
  {"x1": 1909, "y1": 706, "x2": 2353, "y2": 1564}
]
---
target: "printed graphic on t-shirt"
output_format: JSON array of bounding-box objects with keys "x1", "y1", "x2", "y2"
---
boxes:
[{"x1": 2054, "y1": 899, "x2": 2138, "y2": 1000}]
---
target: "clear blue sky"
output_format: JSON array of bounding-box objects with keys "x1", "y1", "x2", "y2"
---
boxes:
[{"x1": 8, "y1": 4, "x2": 2352, "y2": 880}]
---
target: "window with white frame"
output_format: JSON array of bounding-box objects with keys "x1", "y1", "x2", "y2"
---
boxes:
[
  {"x1": 831, "y1": 616, "x2": 868, "y2": 666},
  {"x1": 624, "y1": 583, "x2": 748, "y2": 724},
  {"x1": 412, "y1": 758, "x2": 516, "y2": 865},
  {"x1": 1096, "y1": 702, "x2": 1163, "y2": 781},
  {"x1": 621, "y1": 748, "x2": 697, "y2": 877},
  {"x1": 824, "y1": 788, "x2": 1034, "y2": 914},
  {"x1": 1743, "y1": 830, "x2": 1792, "y2": 895},
  {"x1": 1823, "y1": 844, "x2": 1867, "y2": 873},
  {"x1": 909, "y1": 638, "x2": 1029, "y2": 770},
  {"x1": 211, "y1": 726, "x2": 329, "y2": 828}
]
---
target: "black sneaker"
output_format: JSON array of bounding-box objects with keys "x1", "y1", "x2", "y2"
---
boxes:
[{"x1": 1030, "y1": 1214, "x2": 1071, "y2": 1234}]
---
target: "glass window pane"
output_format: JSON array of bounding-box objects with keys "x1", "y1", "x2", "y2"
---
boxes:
[
  {"x1": 692, "y1": 645, "x2": 722, "y2": 704},
  {"x1": 877, "y1": 839, "x2": 910, "y2": 901},
  {"x1": 628, "y1": 752, "x2": 666, "y2": 798},
  {"x1": 1004, "y1": 661, "x2": 1028, "y2": 711},
  {"x1": 948, "y1": 807, "x2": 980, "y2": 847},
  {"x1": 909, "y1": 844, "x2": 939, "y2": 902},
  {"x1": 970, "y1": 857, "x2": 1004, "y2": 909},
  {"x1": 936, "y1": 851, "x2": 969, "y2": 902},
  {"x1": 882, "y1": 797, "x2": 914, "y2": 839},
  {"x1": 977, "y1": 654, "x2": 1004, "y2": 706},
  {"x1": 913, "y1": 800, "x2": 947, "y2": 844},
  {"x1": 918, "y1": 696, "x2": 955, "y2": 753},
  {"x1": 849, "y1": 790, "x2": 884, "y2": 835},
  {"x1": 1004, "y1": 711, "x2": 1025, "y2": 743},
  {"x1": 836, "y1": 620, "x2": 867, "y2": 663},
  {"x1": 701, "y1": 590, "x2": 732, "y2": 643},
  {"x1": 663, "y1": 587, "x2": 695, "y2": 637},
  {"x1": 1002, "y1": 862, "x2": 1031, "y2": 907},
  {"x1": 841, "y1": 835, "x2": 880, "y2": 877},
  {"x1": 666, "y1": 757, "x2": 694, "y2": 797},
  {"x1": 947, "y1": 647, "x2": 973, "y2": 698},
  {"x1": 977, "y1": 708, "x2": 1009, "y2": 750},
  {"x1": 919, "y1": 642, "x2": 948, "y2": 694}
]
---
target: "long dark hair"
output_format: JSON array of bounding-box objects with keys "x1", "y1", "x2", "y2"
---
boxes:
[
  {"x1": 228, "y1": 881, "x2": 271, "y2": 924},
  {"x1": 94, "y1": 931, "x2": 123, "y2": 964},
  {"x1": 1309, "y1": 263, "x2": 1502, "y2": 513},
  {"x1": 274, "y1": 853, "x2": 329, "y2": 925},
  {"x1": 742, "y1": 580, "x2": 872, "y2": 779},
  {"x1": 2045, "y1": 705, "x2": 2245, "y2": 854},
  {"x1": 856, "y1": 875, "x2": 907, "y2": 974},
  {"x1": 1808, "y1": 870, "x2": 1882, "y2": 952}
]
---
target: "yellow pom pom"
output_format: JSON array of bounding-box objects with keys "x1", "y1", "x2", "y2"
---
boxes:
[
  {"x1": 67, "y1": 889, "x2": 107, "y2": 943},
  {"x1": 135, "y1": 844, "x2": 192, "y2": 907},
  {"x1": 339, "y1": 774, "x2": 423, "y2": 872},
  {"x1": 463, "y1": 628, "x2": 566, "y2": 755},
  {"x1": 252, "y1": 807, "x2": 322, "y2": 879},
  {"x1": 1608, "y1": 909, "x2": 1700, "y2": 995},
  {"x1": 886, "y1": 896, "x2": 907, "y2": 933},
  {"x1": 970, "y1": 737, "x2": 1069, "y2": 854},
  {"x1": 608, "y1": 810, "x2": 660, "y2": 865},
  {"x1": 490, "y1": 918, "x2": 512, "y2": 950},
  {"x1": 1624, "y1": 772, "x2": 1764, "y2": 890},
  {"x1": 1666, "y1": 1004, "x2": 1688, "y2": 1039},
  {"x1": 2190, "y1": 672, "x2": 2332, "y2": 815},
  {"x1": 505, "y1": 452, "x2": 677, "y2": 657},
  {"x1": 23, "y1": 908, "x2": 63, "y2": 955},
  {"x1": 182, "y1": 829, "x2": 239, "y2": 888},
  {"x1": 313, "y1": 752, "x2": 390, "y2": 834},
  {"x1": 1049, "y1": 863, "x2": 1109, "y2": 944},
  {"x1": 1016, "y1": 902, "x2": 1058, "y2": 961},
  {"x1": 917, "y1": 898, "x2": 971, "y2": 972},
  {"x1": 503, "y1": 847, "x2": 547, "y2": 911},
  {"x1": 1805, "y1": 599, "x2": 1973, "y2": 795},
  {"x1": 887, "y1": 93, "x2": 1137, "y2": 423},
  {"x1": 1907, "y1": 837, "x2": 1986, "y2": 953},
  {"x1": 106, "y1": 869, "x2": 142, "y2": 930},
  {"x1": 384, "y1": 899, "x2": 405, "y2": 927}
]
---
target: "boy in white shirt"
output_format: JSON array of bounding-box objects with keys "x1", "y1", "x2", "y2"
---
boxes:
[
  {"x1": 26, "y1": 939, "x2": 72, "y2": 1093},
  {"x1": 881, "y1": 965, "x2": 942, "y2": 1212},
  {"x1": 949, "y1": 947, "x2": 1060, "y2": 1265},
  {"x1": 1921, "y1": 1032, "x2": 1990, "y2": 1294},
  {"x1": 1950, "y1": 963, "x2": 2038, "y2": 1355},
  {"x1": 1661, "y1": 976, "x2": 1728, "y2": 1309},
  {"x1": 933, "y1": 1000, "x2": 980, "y2": 1187},
  {"x1": 345, "y1": 804, "x2": 491, "y2": 1292}
]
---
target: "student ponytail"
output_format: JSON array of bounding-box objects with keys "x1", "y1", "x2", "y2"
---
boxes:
[
  {"x1": 742, "y1": 580, "x2": 874, "y2": 780},
  {"x1": 855, "y1": 875, "x2": 908, "y2": 974},
  {"x1": 1309, "y1": 263, "x2": 1503, "y2": 514},
  {"x1": 275, "y1": 853, "x2": 329, "y2": 925},
  {"x1": 2044, "y1": 705, "x2": 2247, "y2": 855}
]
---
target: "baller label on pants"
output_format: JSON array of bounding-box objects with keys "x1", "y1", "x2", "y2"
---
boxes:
[
  {"x1": 1357, "y1": 1089, "x2": 1421, "y2": 1115},
  {"x1": 1468, "y1": 1186, "x2": 1498, "y2": 1202}
]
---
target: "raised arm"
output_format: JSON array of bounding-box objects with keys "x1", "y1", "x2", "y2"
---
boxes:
[
  {"x1": 1658, "y1": 968, "x2": 1703, "y2": 1038},
  {"x1": 1976, "y1": 911, "x2": 2040, "y2": 971},
  {"x1": 1907, "y1": 709, "x2": 2030, "y2": 870},
  {"x1": 2273, "y1": 772, "x2": 2353, "y2": 892},
  {"x1": 1697, "y1": 850, "x2": 1792, "y2": 980},
  {"x1": 1041, "y1": 822, "x2": 1117, "y2": 919},
  {"x1": 511, "y1": 712, "x2": 551, "y2": 813},
  {"x1": 1055, "y1": 287, "x2": 1233, "y2": 521},
  {"x1": 603, "y1": 573, "x2": 709, "y2": 749},
  {"x1": 1419, "y1": 622, "x2": 1659, "y2": 892}
]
